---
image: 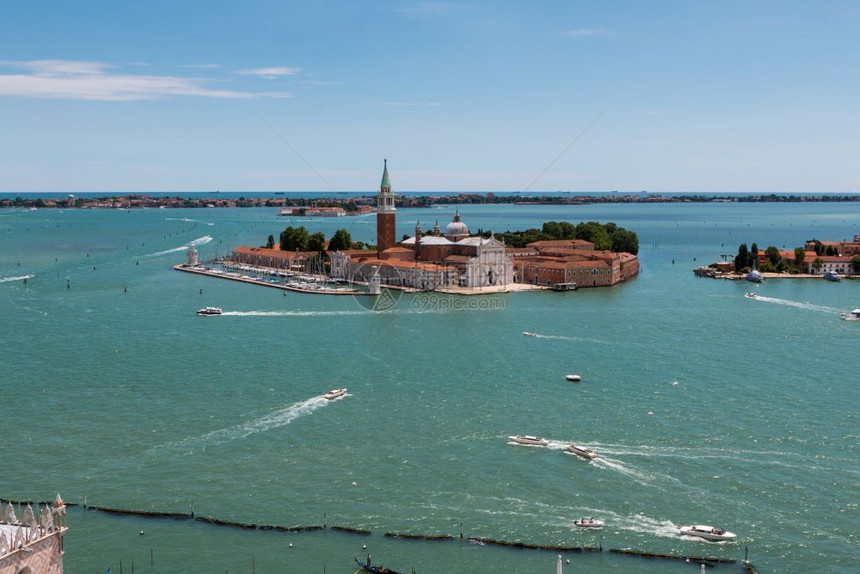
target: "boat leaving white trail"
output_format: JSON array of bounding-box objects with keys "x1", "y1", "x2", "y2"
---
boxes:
[
  {"x1": 146, "y1": 395, "x2": 334, "y2": 454},
  {"x1": 748, "y1": 295, "x2": 841, "y2": 314},
  {"x1": 222, "y1": 310, "x2": 371, "y2": 317},
  {"x1": 0, "y1": 274, "x2": 34, "y2": 283},
  {"x1": 148, "y1": 235, "x2": 213, "y2": 257}
]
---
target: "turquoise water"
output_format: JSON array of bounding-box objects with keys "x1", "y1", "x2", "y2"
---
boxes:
[{"x1": 1, "y1": 203, "x2": 857, "y2": 573}]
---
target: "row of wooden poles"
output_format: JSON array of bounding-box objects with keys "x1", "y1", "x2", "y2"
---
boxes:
[{"x1": 1, "y1": 498, "x2": 758, "y2": 572}]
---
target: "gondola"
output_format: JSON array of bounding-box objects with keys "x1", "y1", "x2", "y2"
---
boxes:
[{"x1": 355, "y1": 557, "x2": 403, "y2": 574}]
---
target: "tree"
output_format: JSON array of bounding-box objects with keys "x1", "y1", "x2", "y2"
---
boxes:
[
  {"x1": 765, "y1": 246, "x2": 781, "y2": 267},
  {"x1": 280, "y1": 226, "x2": 309, "y2": 251},
  {"x1": 574, "y1": 222, "x2": 611, "y2": 250},
  {"x1": 611, "y1": 228, "x2": 639, "y2": 255},
  {"x1": 749, "y1": 243, "x2": 759, "y2": 269},
  {"x1": 328, "y1": 229, "x2": 353, "y2": 252},
  {"x1": 735, "y1": 244, "x2": 749, "y2": 272},
  {"x1": 308, "y1": 232, "x2": 326, "y2": 253},
  {"x1": 266, "y1": 234, "x2": 275, "y2": 249},
  {"x1": 793, "y1": 247, "x2": 805, "y2": 270},
  {"x1": 852, "y1": 255, "x2": 860, "y2": 274}
]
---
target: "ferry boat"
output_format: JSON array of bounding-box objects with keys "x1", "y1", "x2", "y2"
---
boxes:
[
  {"x1": 840, "y1": 308, "x2": 860, "y2": 321},
  {"x1": 824, "y1": 270, "x2": 842, "y2": 282},
  {"x1": 324, "y1": 388, "x2": 347, "y2": 400},
  {"x1": 566, "y1": 444, "x2": 598, "y2": 459},
  {"x1": 678, "y1": 525, "x2": 737, "y2": 541},
  {"x1": 565, "y1": 374, "x2": 582, "y2": 382},
  {"x1": 509, "y1": 435, "x2": 549, "y2": 446},
  {"x1": 574, "y1": 517, "x2": 604, "y2": 528},
  {"x1": 196, "y1": 306, "x2": 222, "y2": 316}
]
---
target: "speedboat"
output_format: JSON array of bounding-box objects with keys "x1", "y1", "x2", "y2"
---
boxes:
[
  {"x1": 678, "y1": 525, "x2": 737, "y2": 541},
  {"x1": 509, "y1": 435, "x2": 549, "y2": 446},
  {"x1": 744, "y1": 292, "x2": 757, "y2": 299},
  {"x1": 566, "y1": 374, "x2": 582, "y2": 382},
  {"x1": 566, "y1": 444, "x2": 598, "y2": 459},
  {"x1": 196, "y1": 306, "x2": 222, "y2": 316},
  {"x1": 574, "y1": 518, "x2": 604, "y2": 528},
  {"x1": 324, "y1": 388, "x2": 347, "y2": 400},
  {"x1": 523, "y1": 332, "x2": 538, "y2": 337},
  {"x1": 824, "y1": 270, "x2": 841, "y2": 282},
  {"x1": 840, "y1": 309, "x2": 860, "y2": 321},
  {"x1": 746, "y1": 269, "x2": 764, "y2": 283}
]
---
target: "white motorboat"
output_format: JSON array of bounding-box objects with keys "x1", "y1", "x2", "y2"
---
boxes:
[
  {"x1": 324, "y1": 388, "x2": 347, "y2": 400},
  {"x1": 508, "y1": 435, "x2": 549, "y2": 446},
  {"x1": 574, "y1": 518, "x2": 604, "y2": 528},
  {"x1": 565, "y1": 374, "x2": 582, "y2": 382},
  {"x1": 824, "y1": 270, "x2": 841, "y2": 282},
  {"x1": 523, "y1": 332, "x2": 538, "y2": 337},
  {"x1": 566, "y1": 444, "x2": 598, "y2": 459},
  {"x1": 196, "y1": 306, "x2": 222, "y2": 316},
  {"x1": 840, "y1": 309, "x2": 860, "y2": 321},
  {"x1": 744, "y1": 292, "x2": 757, "y2": 299},
  {"x1": 678, "y1": 525, "x2": 737, "y2": 541},
  {"x1": 746, "y1": 269, "x2": 764, "y2": 283}
]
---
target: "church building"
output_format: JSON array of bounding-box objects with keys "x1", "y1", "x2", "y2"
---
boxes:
[{"x1": 329, "y1": 161, "x2": 515, "y2": 291}]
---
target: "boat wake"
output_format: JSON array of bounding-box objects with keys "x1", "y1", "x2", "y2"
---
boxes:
[
  {"x1": 750, "y1": 295, "x2": 841, "y2": 314},
  {"x1": 523, "y1": 332, "x2": 610, "y2": 344},
  {"x1": 147, "y1": 394, "x2": 335, "y2": 454},
  {"x1": 591, "y1": 456, "x2": 657, "y2": 485},
  {"x1": 148, "y1": 235, "x2": 213, "y2": 257},
  {"x1": 165, "y1": 217, "x2": 215, "y2": 226},
  {"x1": 0, "y1": 274, "x2": 34, "y2": 283},
  {"x1": 221, "y1": 310, "x2": 371, "y2": 317},
  {"x1": 612, "y1": 513, "x2": 680, "y2": 539}
]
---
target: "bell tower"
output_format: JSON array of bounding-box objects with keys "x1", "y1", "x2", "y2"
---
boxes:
[{"x1": 376, "y1": 159, "x2": 396, "y2": 252}]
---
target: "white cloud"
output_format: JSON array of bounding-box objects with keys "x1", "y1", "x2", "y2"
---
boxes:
[
  {"x1": 566, "y1": 28, "x2": 607, "y2": 37},
  {"x1": 0, "y1": 60, "x2": 290, "y2": 100},
  {"x1": 236, "y1": 66, "x2": 302, "y2": 79},
  {"x1": 177, "y1": 63, "x2": 221, "y2": 69}
]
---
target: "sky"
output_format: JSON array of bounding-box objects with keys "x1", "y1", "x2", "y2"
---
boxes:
[{"x1": 1, "y1": 0, "x2": 858, "y2": 193}]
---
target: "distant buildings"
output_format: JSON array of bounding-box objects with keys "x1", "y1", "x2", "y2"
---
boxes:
[{"x1": 229, "y1": 161, "x2": 640, "y2": 292}]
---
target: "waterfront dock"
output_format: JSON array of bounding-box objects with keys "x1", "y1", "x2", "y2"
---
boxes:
[{"x1": 173, "y1": 264, "x2": 372, "y2": 296}]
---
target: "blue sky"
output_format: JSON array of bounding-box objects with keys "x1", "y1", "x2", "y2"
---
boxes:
[{"x1": 1, "y1": 1, "x2": 858, "y2": 193}]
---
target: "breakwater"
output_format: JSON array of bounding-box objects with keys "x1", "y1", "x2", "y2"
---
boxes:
[{"x1": 1, "y1": 497, "x2": 758, "y2": 571}]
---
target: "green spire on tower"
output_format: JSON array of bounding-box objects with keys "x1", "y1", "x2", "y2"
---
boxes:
[{"x1": 380, "y1": 159, "x2": 391, "y2": 191}]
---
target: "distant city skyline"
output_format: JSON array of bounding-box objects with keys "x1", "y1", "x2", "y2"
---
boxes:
[{"x1": 1, "y1": 1, "x2": 858, "y2": 193}]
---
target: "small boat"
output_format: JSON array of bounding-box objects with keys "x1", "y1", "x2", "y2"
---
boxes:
[
  {"x1": 574, "y1": 517, "x2": 604, "y2": 528},
  {"x1": 196, "y1": 306, "x2": 222, "y2": 316},
  {"x1": 565, "y1": 374, "x2": 582, "y2": 382},
  {"x1": 566, "y1": 444, "x2": 598, "y2": 459},
  {"x1": 355, "y1": 557, "x2": 402, "y2": 574},
  {"x1": 744, "y1": 292, "x2": 757, "y2": 299},
  {"x1": 324, "y1": 388, "x2": 347, "y2": 400},
  {"x1": 523, "y1": 332, "x2": 538, "y2": 337},
  {"x1": 840, "y1": 308, "x2": 860, "y2": 321},
  {"x1": 509, "y1": 434, "x2": 549, "y2": 446},
  {"x1": 746, "y1": 269, "x2": 764, "y2": 283},
  {"x1": 824, "y1": 270, "x2": 842, "y2": 282},
  {"x1": 679, "y1": 525, "x2": 737, "y2": 541}
]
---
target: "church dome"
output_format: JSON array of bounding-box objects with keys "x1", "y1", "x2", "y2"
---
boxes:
[{"x1": 444, "y1": 210, "x2": 469, "y2": 239}]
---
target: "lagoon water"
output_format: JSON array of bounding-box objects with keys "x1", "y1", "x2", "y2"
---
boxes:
[{"x1": 1, "y1": 201, "x2": 857, "y2": 573}]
